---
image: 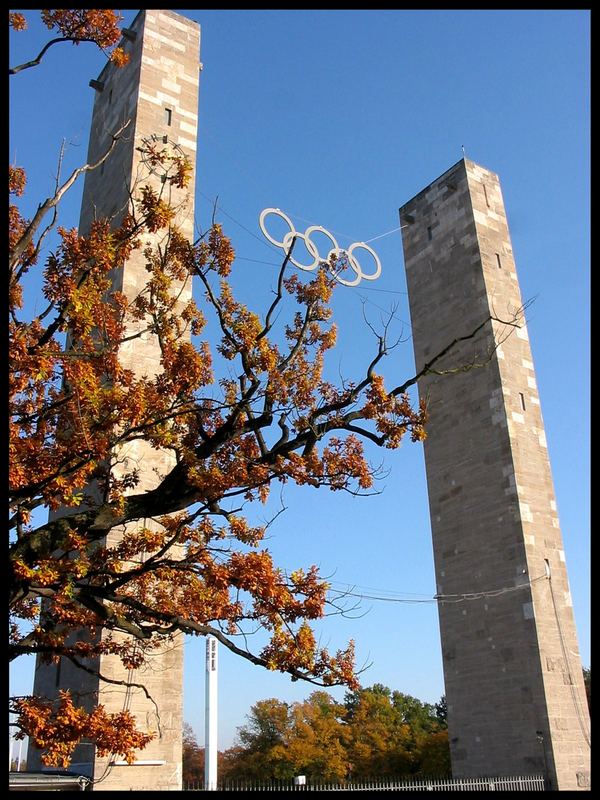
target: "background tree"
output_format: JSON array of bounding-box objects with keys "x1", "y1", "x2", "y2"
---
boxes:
[
  {"x1": 434, "y1": 694, "x2": 447, "y2": 726},
  {"x1": 276, "y1": 692, "x2": 348, "y2": 782},
  {"x1": 391, "y1": 690, "x2": 440, "y2": 736},
  {"x1": 219, "y1": 685, "x2": 450, "y2": 783},
  {"x1": 182, "y1": 722, "x2": 204, "y2": 787},
  {"x1": 389, "y1": 691, "x2": 450, "y2": 778},
  {"x1": 342, "y1": 685, "x2": 449, "y2": 778},
  {"x1": 9, "y1": 10, "x2": 517, "y2": 767},
  {"x1": 181, "y1": 723, "x2": 238, "y2": 788},
  {"x1": 228, "y1": 699, "x2": 293, "y2": 780},
  {"x1": 415, "y1": 730, "x2": 451, "y2": 778},
  {"x1": 582, "y1": 667, "x2": 590, "y2": 717},
  {"x1": 343, "y1": 684, "x2": 414, "y2": 778}
]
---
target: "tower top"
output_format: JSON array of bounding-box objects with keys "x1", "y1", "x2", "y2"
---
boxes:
[
  {"x1": 93, "y1": 9, "x2": 200, "y2": 86},
  {"x1": 399, "y1": 157, "x2": 498, "y2": 213}
]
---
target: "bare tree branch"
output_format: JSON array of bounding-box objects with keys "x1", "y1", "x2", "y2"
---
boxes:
[{"x1": 9, "y1": 120, "x2": 131, "y2": 274}]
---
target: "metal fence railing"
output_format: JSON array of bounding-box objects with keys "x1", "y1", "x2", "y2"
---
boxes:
[{"x1": 183, "y1": 775, "x2": 546, "y2": 791}]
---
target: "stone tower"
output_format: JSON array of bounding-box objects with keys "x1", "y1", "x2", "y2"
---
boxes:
[
  {"x1": 29, "y1": 10, "x2": 201, "y2": 791},
  {"x1": 399, "y1": 159, "x2": 590, "y2": 790}
]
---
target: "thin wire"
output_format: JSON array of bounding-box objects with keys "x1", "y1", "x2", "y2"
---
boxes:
[
  {"x1": 219, "y1": 198, "x2": 406, "y2": 250},
  {"x1": 436, "y1": 574, "x2": 548, "y2": 603},
  {"x1": 333, "y1": 573, "x2": 548, "y2": 605},
  {"x1": 343, "y1": 593, "x2": 436, "y2": 604},
  {"x1": 357, "y1": 286, "x2": 408, "y2": 296},
  {"x1": 234, "y1": 255, "x2": 410, "y2": 298},
  {"x1": 229, "y1": 257, "x2": 413, "y2": 330},
  {"x1": 235, "y1": 256, "x2": 409, "y2": 296},
  {"x1": 198, "y1": 119, "x2": 408, "y2": 248},
  {"x1": 547, "y1": 573, "x2": 591, "y2": 746},
  {"x1": 286, "y1": 211, "x2": 407, "y2": 247},
  {"x1": 284, "y1": 570, "x2": 548, "y2": 605},
  {"x1": 236, "y1": 256, "x2": 281, "y2": 267},
  {"x1": 326, "y1": 579, "x2": 432, "y2": 598},
  {"x1": 284, "y1": 210, "x2": 357, "y2": 243},
  {"x1": 196, "y1": 196, "x2": 416, "y2": 331},
  {"x1": 364, "y1": 225, "x2": 406, "y2": 243},
  {"x1": 197, "y1": 190, "x2": 280, "y2": 253},
  {"x1": 355, "y1": 291, "x2": 413, "y2": 330}
]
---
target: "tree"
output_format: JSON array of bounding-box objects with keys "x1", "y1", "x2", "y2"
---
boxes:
[
  {"x1": 582, "y1": 667, "x2": 590, "y2": 717},
  {"x1": 342, "y1": 685, "x2": 449, "y2": 779},
  {"x1": 343, "y1": 685, "x2": 414, "y2": 778},
  {"x1": 224, "y1": 692, "x2": 347, "y2": 783},
  {"x1": 9, "y1": 10, "x2": 129, "y2": 74},
  {"x1": 390, "y1": 690, "x2": 440, "y2": 736},
  {"x1": 227, "y1": 699, "x2": 293, "y2": 780},
  {"x1": 182, "y1": 722, "x2": 204, "y2": 787},
  {"x1": 225, "y1": 685, "x2": 450, "y2": 783},
  {"x1": 415, "y1": 730, "x2": 451, "y2": 778},
  {"x1": 388, "y1": 692, "x2": 449, "y2": 778},
  {"x1": 278, "y1": 692, "x2": 348, "y2": 782},
  {"x1": 9, "y1": 10, "x2": 520, "y2": 768},
  {"x1": 434, "y1": 694, "x2": 447, "y2": 727}
]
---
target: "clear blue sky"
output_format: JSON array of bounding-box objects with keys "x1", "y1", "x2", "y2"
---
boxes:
[{"x1": 10, "y1": 9, "x2": 590, "y2": 751}]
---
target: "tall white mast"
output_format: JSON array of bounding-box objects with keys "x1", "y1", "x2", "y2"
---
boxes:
[{"x1": 204, "y1": 636, "x2": 218, "y2": 790}]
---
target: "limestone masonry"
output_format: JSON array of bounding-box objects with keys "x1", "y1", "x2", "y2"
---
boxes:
[
  {"x1": 400, "y1": 159, "x2": 590, "y2": 790},
  {"x1": 30, "y1": 10, "x2": 201, "y2": 791}
]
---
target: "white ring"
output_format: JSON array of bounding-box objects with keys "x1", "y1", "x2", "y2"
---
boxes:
[
  {"x1": 259, "y1": 208, "x2": 294, "y2": 249},
  {"x1": 329, "y1": 250, "x2": 362, "y2": 287},
  {"x1": 282, "y1": 230, "x2": 320, "y2": 271},
  {"x1": 258, "y1": 209, "x2": 382, "y2": 286},
  {"x1": 304, "y1": 225, "x2": 340, "y2": 259},
  {"x1": 347, "y1": 242, "x2": 382, "y2": 281}
]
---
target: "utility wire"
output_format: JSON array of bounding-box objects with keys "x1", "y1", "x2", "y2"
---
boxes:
[
  {"x1": 547, "y1": 571, "x2": 591, "y2": 746},
  {"x1": 197, "y1": 190, "x2": 280, "y2": 253},
  {"x1": 199, "y1": 192, "x2": 406, "y2": 257},
  {"x1": 196, "y1": 120, "x2": 406, "y2": 248},
  {"x1": 365, "y1": 225, "x2": 405, "y2": 243},
  {"x1": 284, "y1": 571, "x2": 549, "y2": 606}
]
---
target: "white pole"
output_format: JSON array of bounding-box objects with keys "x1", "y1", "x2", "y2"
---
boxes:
[
  {"x1": 9, "y1": 730, "x2": 14, "y2": 771},
  {"x1": 204, "y1": 635, "x2": 218, "y2": 790},
  {"x1": 16, "y1": 738, "x2": 23, "y2": 771}
]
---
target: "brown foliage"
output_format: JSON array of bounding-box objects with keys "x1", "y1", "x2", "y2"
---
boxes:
[
  {"x1": 13, "y1": 691, "x2": 153, "y2": 769},
  {"x1": 10, "y1": 10, "x2": 128, "y2": 74}
]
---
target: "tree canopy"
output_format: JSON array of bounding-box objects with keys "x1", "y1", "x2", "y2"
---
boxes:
[
  {"x1": 9, "y1": 10, "x2": 515, "y2": 768},
  {"x1": 182, "y1": 722, "x2": 205, "y2": 786},
  {"x1": 204, "y1": 686, "x2": 450, "y2": 784}
]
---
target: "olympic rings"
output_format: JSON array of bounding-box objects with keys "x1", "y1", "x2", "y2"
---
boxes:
[{"x1": 259, "y1": 208, "x2": 382, "y2": 286}]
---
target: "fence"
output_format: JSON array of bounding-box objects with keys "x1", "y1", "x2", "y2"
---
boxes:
[{"x1": 184, "y1": 775, "x2": 546, "y2": 791}]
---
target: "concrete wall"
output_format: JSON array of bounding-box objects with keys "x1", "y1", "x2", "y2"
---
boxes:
[
  {"x1": 399, "y1": 159, "x2": 590, "y2": 790},
  {"x1": 30, "y1": 10, "x2": 201, "y2": 791}
]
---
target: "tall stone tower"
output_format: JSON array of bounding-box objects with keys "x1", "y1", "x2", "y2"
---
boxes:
[
  {"x1": 29, "y1": 10, "x2": 201, "y2": 791},
  {"x1": 399, "y1": 159, "x2": 590, "y2": 790}
]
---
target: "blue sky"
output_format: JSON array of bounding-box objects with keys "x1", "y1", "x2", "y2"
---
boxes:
[{"x1": 10, "y1": 9, "x2": 590, "y2": 751}]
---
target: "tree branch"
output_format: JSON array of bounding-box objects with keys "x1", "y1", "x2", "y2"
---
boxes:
[
  {"x1": 9, "y1": 120, "x2": 131, "y2": 274},
  {"x1": 10, "y1": 36, "x2": 106, "y2": 75}
]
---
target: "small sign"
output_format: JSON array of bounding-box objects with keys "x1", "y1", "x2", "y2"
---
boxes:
[{"x1": 206, "y1": 637, "x2": 217, "y2": 671}]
